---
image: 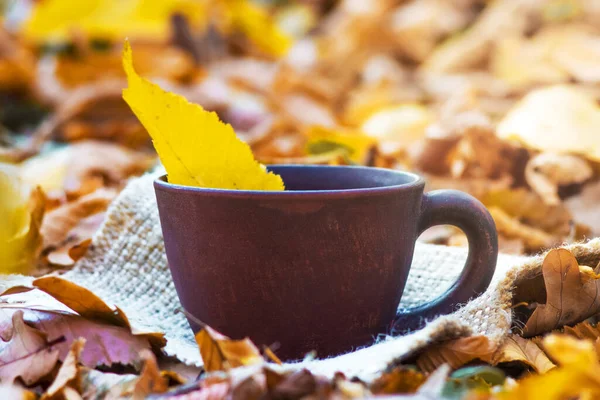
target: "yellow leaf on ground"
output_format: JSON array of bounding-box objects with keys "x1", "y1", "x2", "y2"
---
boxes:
[
  {"x1": 497, "y1": 85, "x2": 600, "y2": 161},
  {"x1": 122, "y1": 41, "x2": 285, "y2": 191},
  {"x1": 523, "y1": 249, "x2": 600, "y2": 337},
  {"x1": 500, "y1": 335, "x2": 600, "y2": 400},
  {"x1": 492, "y1": 334, "x2": 555, "y2": 374},
  {"x1": 223, "y1": 0, "x2": 292, "y2": 57},
  {"x1": 0, "y1": 164, "x2": 45, "y2": 275},
  {"x1": 360, "y1": 104, "x2": 432, "y2": 154},
  {"x1": 416, "y1": 336, "x2": 496, "y2": 373},
  {"x1": 21, "y1": 0, "x2": 207, "y2": 43},
  {"x1": 306, "y1": 125, "x2": 376, "y2": 164},
  {"x1": 195, "y1": 326, "x2": 263, "y2": 372}
]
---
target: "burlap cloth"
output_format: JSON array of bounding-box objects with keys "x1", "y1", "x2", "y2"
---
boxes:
[{"x1": 5, "y1": 171, "x2": 600, "y2": 381}]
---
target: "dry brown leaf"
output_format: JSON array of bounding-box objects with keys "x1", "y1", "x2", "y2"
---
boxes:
[
  {"x1": 370, "y1": 366, "x2": 426, "y2": 394},
  {"x1": 195, "y1": 326, "x2": 264, "y2": 372},
  {"x1": 416, "y1": 336, "x2": 496, "y2": 373},
  {"x1": 523, "y1": 249, "x2": 600, "y2": 337},
  {"x1": 492, "y1": 334, "x2": 556, "y2": 373},
  {"x1": 40, "y1": 189, "x2": 115, "y2": 266},
  {"x1": 28, "y1": 276, "x2": 165, "y2": 349},
  {"x1": 132, "y1": 350, "x2": 169, "y2": 399},
  {"x1": 563, "y1": 321, "x2": 600, "y2": 341},
  {"x1": 489, "y1": 206, "x2": 558, "y2": 251},
  {"x1": 33, "y1": 276, "x2": 121, "y2": 326},
  {"x1": 450, "y1": 127, "x2": 524, "y2": 181},
  {"x1": 0, "y1": 278, "x2": 164, "y2": 368},
  {"x1": 525, "y1": 153, "x2": 592, "y2": 205},
  {"x1": 482, "y1": 188, "x2": 572, "y2": 235},
  {"x1": 43, "y1": 338, "x2": 86, "y2": 399},
  {"x1": 0, "y1": 310, "x2": 60, "y2": 385}
]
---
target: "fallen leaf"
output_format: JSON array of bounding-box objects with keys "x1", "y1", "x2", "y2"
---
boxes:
[
  {"x1": 416, "y1": 336, "x2": 496, "y2": 373},
  {"x1": 195, "y1": 326, "x2": 263, "y2": 372},
  {"x1": 223, "y1": 0, "x2": 293, "y2": 57},
  {"x1": 492, "y1": 334, "x2": 555, "y2": 374},
  {"x1": 488, "y1": 207, "x2": 558, "y2": 251},
  {"x1": 0, "y1": 280, "x2": 164, "y2": 368},
  {"x1": 0, "y1": 310, "x2": 60, "y2": 385},
  {"x1": 370, "y1": 366, "x2": 426, "y2": 394},
  {"x1": 61, "y1": 141, "x2": 155, "y2": 198},
  {"x1": 40, "y1": 189, "x2": 116, "y2": 266},
  {"x1": 525, "y1": 153, "x2": 592, "y2": 205},
  {"x1": 122, "y1": 41, "x2": 284, "y2": 191},
  {"x1": 563, "y1": 321, "x2": 600, "y2": 341},
  {"x1": 360, "y1": 104, "x2": 432, "y2": 155},
  {"x1": 497, "y1": 85, "x2": 600, "y2": 162},
  {"x1": 0, "y1": 164, "x2": 45, "y2": 275},
  {"x1": 43, "y1": 338, "x2": 86, "y2": 399},
  {"x1": 305, "y1": 125, "x2": 376, "y2": 165},
  {"x1": 500, "y1": 335, "x2": 600, "y2": 400},
  {"x1": 482, "y1": 188, "x2": 572, "y2": 236},
  {"x1": 132, "y1": 350, "x2": 169, "y2": 399},
  {"x1": 21, "y1": 0, "x2": 206, "y2": 43},
  {"x1": 523, "y1": 249, "x2": 600, "y2": 337},
  {"x1": 32, "y1": 276, "x2": 122, "y2": 325}
]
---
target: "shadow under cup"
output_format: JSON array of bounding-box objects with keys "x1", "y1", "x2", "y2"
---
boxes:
[{"x1": 154, "y1": 165, "x2": 497, "y2": 360}]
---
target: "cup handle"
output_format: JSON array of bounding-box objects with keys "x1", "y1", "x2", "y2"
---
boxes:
[{"x1": 394, "y1": 190, "x2": 498, "y2": 333}]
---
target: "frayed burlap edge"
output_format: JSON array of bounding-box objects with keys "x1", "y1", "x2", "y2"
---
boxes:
[{"x1": 1, "y1": 168, "x2": 600, "y2": 381}]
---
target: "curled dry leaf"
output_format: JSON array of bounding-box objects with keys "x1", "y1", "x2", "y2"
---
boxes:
[
  {"x1": 40, "y1": 188, "x2": 116, "y2": 266},
  {"x1": 525, "y1": 153, "x2": 592, "y2": 205},
  {"x1": 416, "y1": 336, "x2": 496, "y2": 373},
  {"x1": 492, "y1": 334, "x2": 555, "y2": 374},
  {"x1": 522, "y1": 249, "x2": 600, "y2": 337},
  {"x1": 195, "y1": 326, "x2": 264, "y2": 372},
  {"x1": 0, "y1": 310, "x2": 60, "y2": 385},
  {"x1": 0, "y1": 164, "x2": 45, "y2": 275},
  {"x1": 43, "y1": 338, "x2": 86, "y2": 399}
]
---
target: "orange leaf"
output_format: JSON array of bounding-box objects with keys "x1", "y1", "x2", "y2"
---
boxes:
[
  {"x1": 195, "y1": 326, "x2": 263, "y2": 372},
  {"x1": 416, "y1": 336, "x2": 496, "y2": 373}
]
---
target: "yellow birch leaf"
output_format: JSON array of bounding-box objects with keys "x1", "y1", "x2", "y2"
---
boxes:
[{"x1": 122, "y1": 41, "x2": 284, "y2": 191}]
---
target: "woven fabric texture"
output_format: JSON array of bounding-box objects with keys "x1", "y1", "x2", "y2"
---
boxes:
[{"x1": 5, "y1": 171, "x2": 600, "y2": 381}]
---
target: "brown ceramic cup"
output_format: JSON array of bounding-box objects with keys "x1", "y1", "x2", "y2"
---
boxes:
[{"x1": 154, "y1": 165, "x2": 497, "y2": 360}]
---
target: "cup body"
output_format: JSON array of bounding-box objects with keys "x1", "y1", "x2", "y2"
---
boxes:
[{"x1": 154, "y1": 165, "x2": 426, "y2": 359}]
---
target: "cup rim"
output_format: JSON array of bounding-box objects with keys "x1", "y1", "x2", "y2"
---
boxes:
[{"x1": 153, "y1": 164, "x2": 425, "y2": 199}]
